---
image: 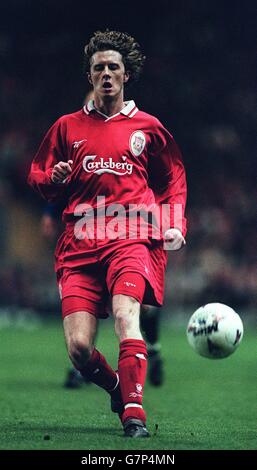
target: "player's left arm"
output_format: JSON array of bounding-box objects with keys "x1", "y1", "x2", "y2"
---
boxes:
[
  {"x1": 27, "y1": 117, "x2": 70, "y2": 202},
  {"x1": 149, "y1": 121, "x2": 187, "y2": 250}
]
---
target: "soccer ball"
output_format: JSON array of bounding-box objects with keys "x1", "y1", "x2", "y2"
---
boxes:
[{"x1": 186, "y1": 303, "x2": 244, "y2": 359}]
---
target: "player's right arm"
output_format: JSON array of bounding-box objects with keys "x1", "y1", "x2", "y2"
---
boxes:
[
  {"x1": 27, "y1": 118, "x2": 72, "y2": 202},
  {"x1": 51, "y1": 160, "x2": 73, "y2": 183}
]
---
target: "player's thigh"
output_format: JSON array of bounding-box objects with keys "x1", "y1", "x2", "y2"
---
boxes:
[
  {"x1": 111, "y1": 272, "x2": 145, "y2": 321},
  {"x1": 112, "y1": 293, "x2": 141, "y2": 318},
  {"x1": 112, "y1": 294, "x2": 142, "y2": 340}
]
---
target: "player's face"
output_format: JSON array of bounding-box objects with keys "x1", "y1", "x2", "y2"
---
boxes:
[{"x1": 88, "y1": 50, "x2": 129, "y2": 99}]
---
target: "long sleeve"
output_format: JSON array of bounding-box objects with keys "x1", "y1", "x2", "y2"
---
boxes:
[
  {"x1": 27, "y1": 118, "x2": 68, "y2": 202},
  {"x1": 148, "y1": 122, "x2": 187, "y2": 237}
]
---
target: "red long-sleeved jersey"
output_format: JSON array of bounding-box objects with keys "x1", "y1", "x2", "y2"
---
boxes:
[{"x1": 28, "y1": 100, "x2": 187, "y2": 286}]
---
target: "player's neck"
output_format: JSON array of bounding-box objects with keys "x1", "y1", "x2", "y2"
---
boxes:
[{"x1": 94, "y1": 95, "x2": 125, "y2": 117}]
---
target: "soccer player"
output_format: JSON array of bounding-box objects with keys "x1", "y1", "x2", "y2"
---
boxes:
[{"x1": 28, "y1": 30, "x2": 187, "y2": 438}]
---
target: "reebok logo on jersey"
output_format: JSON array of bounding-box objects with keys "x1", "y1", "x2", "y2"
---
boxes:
[
  {"x1": 82, "y1": 155, "x2": 133, "y2": 175},
  {"x1": 72, "y1": 139, "x2": 87, "y2": 148}
]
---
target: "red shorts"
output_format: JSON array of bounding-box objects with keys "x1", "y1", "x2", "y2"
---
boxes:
[
  {"x1": 57, "y1": 242, "x2": 161, "y2": 319},
  {"x1": 60, "y1": 270, "x2": 146, "y2": 319}
]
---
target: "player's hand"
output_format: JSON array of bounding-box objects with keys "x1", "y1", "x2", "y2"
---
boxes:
[
  {"x1": 163, "y1": 228, "x2": 186, "y2": 251},
  {"x1": 51, "y1": 160, "x2": 73, "y2": 183}
]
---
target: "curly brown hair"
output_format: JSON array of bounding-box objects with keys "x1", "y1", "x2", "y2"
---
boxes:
[{"x1": 84, "y1": 30, "x2": 146, "y2": 85}]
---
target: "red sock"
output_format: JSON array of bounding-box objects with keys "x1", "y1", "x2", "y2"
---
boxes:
[
  {"x1": 78, "y1": 348, "x2": 118, "y2": 394},
  {"x1": 118, "y1": 339, "x2": 148, "y2": 424}
]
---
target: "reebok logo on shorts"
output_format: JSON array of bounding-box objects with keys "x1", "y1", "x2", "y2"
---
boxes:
[{"x1": 124, "y1": 281, "x2": 136, "y2": 288}]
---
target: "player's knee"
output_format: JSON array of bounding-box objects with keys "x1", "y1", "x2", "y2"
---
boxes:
[{"x1": 68, "y1": 335, "x2": 93, "y2": 368}]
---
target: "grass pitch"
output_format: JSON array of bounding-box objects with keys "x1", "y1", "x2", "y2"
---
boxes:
[{"x1": 0, "y1": 317, "x2": 256, "y2": 450}]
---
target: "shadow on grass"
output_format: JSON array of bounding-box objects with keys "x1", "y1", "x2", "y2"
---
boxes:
[
  {"x1": 1, "y1": 379, "x2": 91, "y2": 391},
  {"x1": 2, "y1": 423, "x2": 121, "y2": 436}
]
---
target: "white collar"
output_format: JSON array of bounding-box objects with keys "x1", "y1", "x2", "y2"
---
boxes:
[{"x1": 83, "y1": 100, "x2": 138, "y2": 120}]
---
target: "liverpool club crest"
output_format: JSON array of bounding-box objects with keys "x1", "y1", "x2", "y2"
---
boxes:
[{"x1": 129, "y1": 131, "x2": 146, "y2": 157}]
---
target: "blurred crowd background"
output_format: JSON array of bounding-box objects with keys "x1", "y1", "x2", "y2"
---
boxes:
[{"x1": 0, "y1": 0, "x2": 256, "y2": 322}]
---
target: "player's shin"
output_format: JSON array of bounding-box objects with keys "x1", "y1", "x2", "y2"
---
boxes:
[{"x1": 118, "y1": 339, "x2": 148, "y2": 424}]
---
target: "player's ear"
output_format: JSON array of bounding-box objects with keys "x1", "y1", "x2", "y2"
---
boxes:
[
  {"x1": 124, "y1": 71, "x2": 130, "y2": 83},
  {"x1": 87, "y1": 72, "x2": 93, "y2": 85}
]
